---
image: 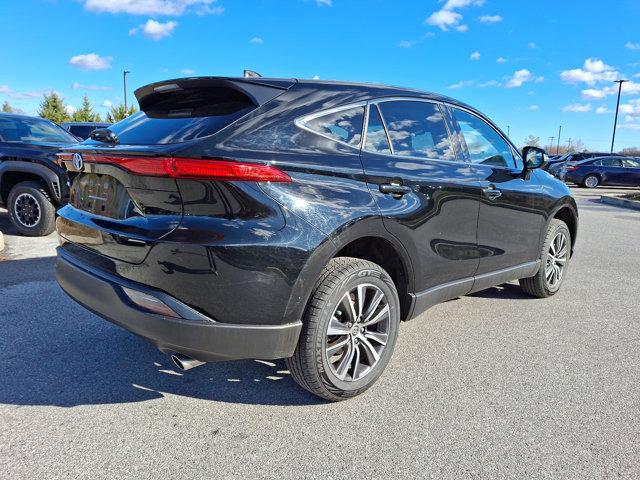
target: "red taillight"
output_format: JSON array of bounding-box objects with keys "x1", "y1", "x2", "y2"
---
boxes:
[
  {"x1": 57, "y1": 153, "x2": 291, "y2": 183},
  {"x1": 565, "y1": 166, "x2": 579, "y2": 172}
]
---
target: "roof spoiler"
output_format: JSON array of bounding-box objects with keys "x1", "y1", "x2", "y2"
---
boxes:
[{"x1": 134, "y1": 77, "x2": 297, "y2": 111}]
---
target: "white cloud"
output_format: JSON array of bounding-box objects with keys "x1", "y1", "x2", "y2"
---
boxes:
[
  {"x1": 83, "y1": 0, "x2": 223, "y2": 16},
  {"x1": 425, "y1": 0, "x2": 483, "y2": 32},
  {"x1": 312, "y1": 75, "x2": 320, "y2": 80},
  {"x1": 72, "y1": 82, "x2": 112, "y2": 91},
  {"x1": 528, "y1": 105, "x2": 539, "y2": 110},
  {"x1": 470, "y1": 51, "x2": 480, "y2": 60},
  {"x1": 595, "y1": 106, "x2": 609, "y2": 114},
  {"x1": 69, "y1": 53, "x2": 112, "y2": 70},
  {"x1": 581, "y1": 88, "x2": 611, "y2": 100},
  {"x1": 426, "y1": 10, "x2": 463, "y2": 31},
  {"x1": 505, "y1": 69, "x2": 533, "y2": 88},
  {"x1": 560, "y1": 58, "x2": 618, "y2": 85},
  {"x1": 102, "y1": 100, "x2": 113, "y2": 108},
  {"x1": 496, "y1": 57, "x2": 507, "y2": 63},
  {"x1": 397, "y1": 40, "x2": 416, "y2": 48},
  {"x1": 447, "y1": 80, "x2": 474, "y2": 89},
  {"x1": 443, "y1": 0, "x2": 484, "y2": 8},
  {"x1": 619, "y1": 99, "x2": 640, "y2": 118},
  {"x1": 130, "y1": 19, "x2": 178, "y2": 40},
  {"x1": 626, "y1": 42, "x2": 640, "y2": 51},
  {"x1": 180, "y1": 68, "x2": 196, "y2": 74},
  {"x1": 250, "y1": 36, "x2": 263, "y2": 44},
  {"x1": 65, "y1": 105, "x2": 77, "y2": 115},
  {"x1": 479, "y1": 14, "x2": 502, "y2": 23},
  {"x1": 477, "y1": 80, "x2": 500, "y2": 87},
  {"x1": 0, "y1": 86, "x2": 44, "y2": 99},
  {"x1": 580, "y1": 81, "x2": 640, "y2": 99},
  {"x1": 527, "y1": 42, "x2": 536, "y2": 49},
  {"x1": 317, "y1": 0, "x2": 332, "y2": 6},
  {"x1": 562, "y1": 103, "x2": 592, "y2": 113}
]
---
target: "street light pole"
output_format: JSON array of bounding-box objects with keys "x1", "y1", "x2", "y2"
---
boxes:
[
  {"x1": 123, "y1": 70, "x2": 130, "y2": 111},
  {"x1": 610, "y1": 79, "x2": 628, "y2": 153},
  {"x1": 506, "y1": 125, "x2": 510, "y2": 137},
  {"x1": 557, "y1": 125, "x2": 562, "y2": 154}
]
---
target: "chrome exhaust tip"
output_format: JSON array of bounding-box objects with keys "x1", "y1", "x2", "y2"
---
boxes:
[{"x1": 171, "y1": 354, "x2": 206, "y2": 371}]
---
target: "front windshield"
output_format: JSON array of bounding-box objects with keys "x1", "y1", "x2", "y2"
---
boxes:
[{"x1": 0, "y1": 116, "x2": 78, "y2": 144}]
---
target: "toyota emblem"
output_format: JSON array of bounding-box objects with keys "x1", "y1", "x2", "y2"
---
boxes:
[{"x1": 72, "y1": 153, "x2": 84, "y2": 171}]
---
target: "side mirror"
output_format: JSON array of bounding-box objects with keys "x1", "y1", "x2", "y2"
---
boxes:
[{"x1": 522, "y1": 146, "x2": 546, "y2": 169}]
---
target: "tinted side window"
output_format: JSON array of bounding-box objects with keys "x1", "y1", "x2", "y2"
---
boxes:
[
  {"x1": 451, "y1": 108, "x2": 514, "y2": 168},
  {"x1": 592, "y1": 159, "x2": 603, "y2": 166},
  {"x1": 602, "y1": 158, "x2": 623, "y2": 167},
  {"x1": 623, "y1": 158, "x2": 640, "y2": 167},
  {"x1": 70, "y1": 125, "x2": 96, "y2": 139},
  {"x1": 377, "y1": 101, "x2": 454, "y2": 160},
  {"x1": 364, "y1": 105, "x2": 391, "y2": 154},
  {"x1": 303, "y1": 106, "x2": 365, "y2": 147}
]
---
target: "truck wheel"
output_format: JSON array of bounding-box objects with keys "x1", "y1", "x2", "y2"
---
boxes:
[
  {"x1": 519, "y1": 219, "x2": 571, "y2": 298},
  {"x1": 286, "y1": 257, "x2": 400, "y2": 401},
  {"x1": 7, "y1": 181, "x2": 56, "y2": 237}
]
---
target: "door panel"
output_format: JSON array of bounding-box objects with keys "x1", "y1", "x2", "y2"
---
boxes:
[
  {"x1": 448, "y1": 106, "x2": 544, "y2": 274},
  {"x1": 360, "y1": 101, "x2": 481, "y2": 292}
]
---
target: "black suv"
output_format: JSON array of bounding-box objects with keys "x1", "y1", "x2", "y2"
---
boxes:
[
  {"x1": 55, "y1": 77, "x2": 578, "y2": 401},
  {"x1": 0, "y1": 113, "x2": 78, "y2": 236}
]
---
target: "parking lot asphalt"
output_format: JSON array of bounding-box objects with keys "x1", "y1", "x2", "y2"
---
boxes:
[{"x1": 1, "y1": 186, "x2": 639, "y2": 479}]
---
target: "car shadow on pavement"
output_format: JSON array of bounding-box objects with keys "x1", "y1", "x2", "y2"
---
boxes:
[
  {"x1": 0, "y1": 256, "x2": 324, "y2": 408},
  {"x1": 468, "y1": 282, "x2": 533, "y2": 300}
]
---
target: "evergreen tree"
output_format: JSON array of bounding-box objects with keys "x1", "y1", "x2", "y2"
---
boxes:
[
  {"x1": 72, "y1": 95, "x2": 100, "y2": 122},
  {"x1": 106, "y1": 103, "x2": 138, "y2": 123},
  {"x1": 38, "y1": 92, "x2": 70, "y2": 123},
  {"x1": 2, "y1": 101, "x2": 13, "y2": 113}
]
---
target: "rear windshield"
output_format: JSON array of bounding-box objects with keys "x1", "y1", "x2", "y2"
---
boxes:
[
  {"x1": 107, "y1": 108, "x2": 254, "y2": 145},
  {"x1": 106, "y1": 86, "x2": 257, "y2": 145},
  {"x1": 0, "y1": 116, "x2": 78, "y2": 144}
]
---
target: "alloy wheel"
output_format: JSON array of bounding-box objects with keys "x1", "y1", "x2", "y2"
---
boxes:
[
  {"x1": 545, "y1": 232, "x2": 568, "y2": 289},
  {"x1": 585, "y1": 176, "x2": 598, "y2": 188},
  {"x1": 14, "y1": 193, "x2": 41, "y2": 227},
  {"x1": 325, "y1": 284, "x2": 390, "y2": 382}
]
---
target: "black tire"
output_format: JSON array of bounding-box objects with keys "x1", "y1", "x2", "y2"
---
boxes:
[
  {"x1": 7, "y1": 181, "x2": 56, "y2": 237},
  {"x1": 286, "y1": 257, "x2": 400, "y2": 401},
  {"x1": 519, "y1": 219, "x2": 571, "y2": 298},
  {"x1": 582, "y1": 174, "x2": 599, "y2": 188}
]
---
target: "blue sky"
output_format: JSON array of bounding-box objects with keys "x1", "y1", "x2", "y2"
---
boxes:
[{"x1": 1, "y1": 0, "x2": 640, "y2": 151}]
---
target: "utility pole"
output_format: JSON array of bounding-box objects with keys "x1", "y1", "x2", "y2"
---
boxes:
[
  {"x1": 611, "y1": 79, "x2": 628, "y2": 153},
  {"x1": 566, "y1": 138, "x2": 573, "y2": 152},
  {"x1": 548, "y1": 136, "x2": 555, "y2": 151},
  {"x1": 123, "y1": 70, "x2": 130, "y2": 111},
  {"x1": 506, "y1": 125, "x2": 511, "y2": 137},
  {"x1": 556, "y1": 125, "x2": 562, "y2": 154}
]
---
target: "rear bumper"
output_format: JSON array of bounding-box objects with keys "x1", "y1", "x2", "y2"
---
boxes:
[{"x1": 55, "y1": 249, "x2": 302, "y2": 362}]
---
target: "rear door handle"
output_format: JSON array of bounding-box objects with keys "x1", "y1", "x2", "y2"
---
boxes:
[
  {"x1": 482, "y1": 185, "x2": 502, "y2": 200},
  {"x1": 379, "y1": 183, "x2": 412, "y2": 196}
]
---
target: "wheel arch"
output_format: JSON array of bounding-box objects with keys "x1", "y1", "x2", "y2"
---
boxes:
[
  {"x1": 283, "y1": 217, "x2": 416, "y2": 324},
  {"x1": 0, "y1": 161, "x2": 62, "y2": 205},
  {"x1": 551, "y1": 202, "x2": 578, "y2": 256}
]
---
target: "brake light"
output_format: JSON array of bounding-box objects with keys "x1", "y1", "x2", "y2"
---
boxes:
[
  {"x1": 565, "y1": 166, "x2": 579, "y2": 172},
  {"x1": 56, "y1": 154, "x2": 291, "y2": 183}
]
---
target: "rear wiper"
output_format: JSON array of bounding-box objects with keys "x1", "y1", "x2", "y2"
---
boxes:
[{"x1": 90, "y1": 128, "x2": 119, "y2": 144}]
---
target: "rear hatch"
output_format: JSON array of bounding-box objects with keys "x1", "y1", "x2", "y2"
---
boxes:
[{"x1": 57, "y1": 77, "x2": 295, "y2": 263}]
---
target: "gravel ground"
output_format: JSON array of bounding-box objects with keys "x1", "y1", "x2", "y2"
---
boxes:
[{"x1": 0, "y1": 187, "x2": 639, "y2": 479}]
